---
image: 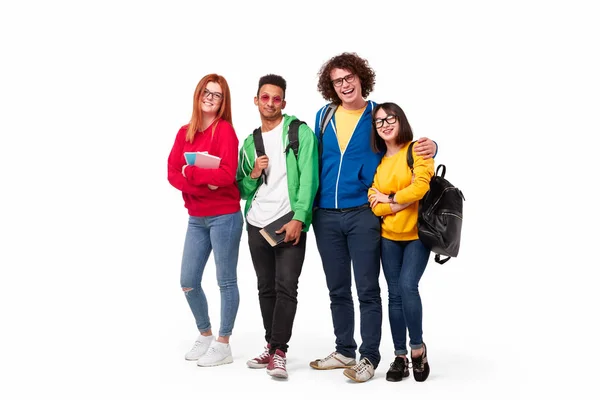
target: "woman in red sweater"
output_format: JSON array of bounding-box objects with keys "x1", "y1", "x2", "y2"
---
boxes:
[{"x1": 167, "y1": 74, "x2": 243, "y2": 367}]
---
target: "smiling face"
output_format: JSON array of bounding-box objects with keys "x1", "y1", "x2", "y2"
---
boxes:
[
  {"x1": 254, "y1": 84, "x2": 286, "y2": 122},
  {"x1": 199, "y1": 81, "x2": 223, "y2": 117},
  {"x1": 330, "y1": 68, "x2": 363, "y2": 109},
  {"x1": 374, "y1": 108, "x2": 400, "y2": 143}
]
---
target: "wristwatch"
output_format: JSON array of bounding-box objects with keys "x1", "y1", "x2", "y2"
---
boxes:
[{"x1": 388, "y1": 193, "x2": 396, "y2": 204}]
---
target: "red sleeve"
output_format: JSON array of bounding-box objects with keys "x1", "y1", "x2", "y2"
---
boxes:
[
  {"x1": 186, "y1": 122, "x2": 239, "y2": 187},
  {"x1": 167, "y1": 126, "x2": 204, "y2": 195}
]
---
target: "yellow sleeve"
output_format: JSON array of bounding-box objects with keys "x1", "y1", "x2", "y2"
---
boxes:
[
  {"x1": 369, "y1": 169, "x2": 394, "y2": 217},
  {"x1": 394, "y1": 152, "x2": 434, "y2": 204},
  {"x1": 372, "y1": 203, "x2": 393, "y2": 217}
]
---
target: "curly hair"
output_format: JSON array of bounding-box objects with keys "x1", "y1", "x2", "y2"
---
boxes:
[{"x1": 317, "y1": 52, "x2": 376, "y2": 104}]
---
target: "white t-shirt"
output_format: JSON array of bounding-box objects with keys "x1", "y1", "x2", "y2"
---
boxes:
[{"x1": 246, "y1": 119, "x2": 292, "y2": 228}]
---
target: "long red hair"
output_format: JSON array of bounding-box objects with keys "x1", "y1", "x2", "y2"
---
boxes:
[{"x1": 186, "y1": 73, "x2": 233, "y2": 143}]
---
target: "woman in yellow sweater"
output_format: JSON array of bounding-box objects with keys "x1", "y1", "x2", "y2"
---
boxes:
[{"x1": 368, "y1": 102, "x2": 434, "y2": 383}]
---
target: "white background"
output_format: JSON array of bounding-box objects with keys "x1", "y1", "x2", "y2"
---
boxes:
[{"x1": 1, "y1": 0, "x2": 599, "y2": 398}]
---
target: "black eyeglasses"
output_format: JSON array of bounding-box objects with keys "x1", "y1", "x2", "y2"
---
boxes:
[
  {"x1": 203, "y1": 88, "x2": 223, "y2": 101},
  {"x1": 374, "y1": 115, "x2": 398, "y2": 128},
  {"x1": 331, "y1": 73, "x2": 356, "y2": 88}
]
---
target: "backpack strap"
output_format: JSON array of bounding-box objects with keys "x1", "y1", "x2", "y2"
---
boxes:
[
  {"x1": 436, "y1": 164, "x2": 446, "y2": 179},
  {"x1": 406, "y1": 141, "x2": 416, "y2": 171},
  {"x1": 318, "y1": 104, "x2": 337, "y2": 175},
  {"x1": 284, "y1": 119, "x2": 304, "y2": 159},
  {"x1": 435, "y1": 254, "x2": 451, "y2": 265},
  {"x1": 252, "y1": 127, "x2": 267, "y2": 185}
]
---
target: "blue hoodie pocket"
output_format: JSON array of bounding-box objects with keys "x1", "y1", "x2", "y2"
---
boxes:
[{"x1": 357, "y1": 163, "x2": 371, "y2": 189}]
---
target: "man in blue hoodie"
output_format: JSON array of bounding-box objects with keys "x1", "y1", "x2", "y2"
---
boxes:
[{"x1": 308, "y1": 52, "x2": 437, "y2": 383}]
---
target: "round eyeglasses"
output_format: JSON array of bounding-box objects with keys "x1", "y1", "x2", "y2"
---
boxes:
[{"x1": 259, "y1": 94, "x2": 283, "y2": 105}]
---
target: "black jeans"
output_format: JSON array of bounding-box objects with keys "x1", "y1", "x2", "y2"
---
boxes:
[{"x1": 247, "y1": 224, "x2": 306, "y2": 354}]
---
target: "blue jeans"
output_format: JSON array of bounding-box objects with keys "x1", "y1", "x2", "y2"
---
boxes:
[
  {"x1": 380, "y1": 237, "x2": 430, "y2": 355},
  {"x1": 312, "y1": 206, "x2": 382, "y2": 368},
  {"x1": 180, "y1": 211, "x2": 243, "y2": 337}
]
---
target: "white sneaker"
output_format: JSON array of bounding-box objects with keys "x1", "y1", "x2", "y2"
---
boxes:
[
  {"x1": 196, "y1": 340, "x2": 233, "y2": 367},
  {"x1": 309, "y1": 351, "x2": 356, "y2": 370},
  {"x1": 185, "y1": 334, "x2": 214, "y2": 361},
  {"x1": 343, "y1": 358, "x2": 375, "y2": 382}
]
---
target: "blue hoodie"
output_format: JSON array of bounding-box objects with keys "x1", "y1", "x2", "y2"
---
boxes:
[{"x1": 314, "y1": 101, "x2": 383, "y2": 209}]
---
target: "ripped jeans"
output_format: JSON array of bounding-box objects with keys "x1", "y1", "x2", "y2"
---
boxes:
[{"x1": 180, "y1": 211, "x2": 243, "y2": 337}]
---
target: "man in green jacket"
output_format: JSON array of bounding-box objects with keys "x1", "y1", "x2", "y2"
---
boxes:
[{"x1": 236, "y1": 74, "x2": 318, "y2": 379}]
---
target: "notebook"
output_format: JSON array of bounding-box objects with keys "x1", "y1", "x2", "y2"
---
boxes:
[
  {"x1": 259, "y1": 211, "x2": 295, "y2": 247},
  {"x1": 184, "y1": 151, "x2": 221, "y2": 169}
]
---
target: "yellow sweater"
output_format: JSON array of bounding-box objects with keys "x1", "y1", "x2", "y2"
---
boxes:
[{"x1": 369, "y1": 143, "x2": 434, "y2": 241}]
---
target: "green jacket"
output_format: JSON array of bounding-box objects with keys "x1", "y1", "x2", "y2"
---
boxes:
[{"x1": 236, "y1": 114, "x2": 319, "y2": 231}]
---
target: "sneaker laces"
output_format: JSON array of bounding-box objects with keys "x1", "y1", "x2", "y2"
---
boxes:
[
  {"x1": 389, "y1": 357, "x2": 405, "y2": 371},
  {"x1": 255, "y1": 347, "x2": 270, "y2": 361},
  {"x1": 353, "y1": 358, "x2": 371, "y2": 374},
  {"x1": 411, "y1": 346, "x2": 426, "y2": 372},
  {"x1": 189, "y1": 340, "x2": 206, "y2": 354},
  {"x1": 272, "y1": 353, "x2": 286, "y2": 369},
  {"x1": 204, "y1": 345, "x2": 218, "y2": 357},
  {"x1": 321, "y1": 352, "x2": 337, "y2": 362},
  {"x1": 190, "y1": 341, "x2": 202, "y2": 352}
]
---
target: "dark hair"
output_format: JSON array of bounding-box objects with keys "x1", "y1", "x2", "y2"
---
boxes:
[
  {"x1": 317, "y1": 52, "x2": 376, "y2": 104},
  {"x1": 257, "y1": 74, "x2": 287, "y2": 98},
  {"x1": 370, "y1": 102, "x2": 413, "y2": 153}
]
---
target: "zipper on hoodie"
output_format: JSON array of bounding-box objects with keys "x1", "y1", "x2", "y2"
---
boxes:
[
  {"x1": 241, "y1": 146, "x2": 261, "y2": 212},
  {"x1": 332, "y1": 120, "x2": 342, "y2": 208},
  {"x1": 332, "y1": 103, "x2": 371, "y2": 208}
]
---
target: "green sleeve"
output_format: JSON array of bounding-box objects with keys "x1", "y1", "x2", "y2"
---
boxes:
[
  {"x1": 293, "y1": 124, "x2": 319, "y2": 224},
  {"x1": 236, "y1": 143, "x2": 260, "y2": 200}
]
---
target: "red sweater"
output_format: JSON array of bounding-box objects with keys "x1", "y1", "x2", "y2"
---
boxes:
[{"x1": 168, "y1": 119, "x2": 241, "y2": 217}]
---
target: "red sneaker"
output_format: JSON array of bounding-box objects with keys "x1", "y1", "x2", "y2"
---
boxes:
[
  {"x1": 246, "y1": 344, "x2": 270, "y2": 369},
  {"x1": 266, "y1": 349, "x2": 288, "y2": 379}
]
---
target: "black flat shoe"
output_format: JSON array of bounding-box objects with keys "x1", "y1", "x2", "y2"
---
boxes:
[
  {"x1": 411, "y1": 343, "x2": 430, "y2": 382},
  {"x1": 386, "y1": 356, "x2": 409, "y2": 382}
]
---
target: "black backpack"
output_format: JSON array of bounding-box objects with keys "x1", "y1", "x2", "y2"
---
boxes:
[
  {"x1": 253, "y1": 119, "x2": 305, "y2": 185},
  {"x1": 407, "y1": 142, "x2": 465, "y2": 265}
]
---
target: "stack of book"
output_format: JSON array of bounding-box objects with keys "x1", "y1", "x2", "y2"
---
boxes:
[{"x1": 184, "y1": 151, "x2": 221, "y2": 169}]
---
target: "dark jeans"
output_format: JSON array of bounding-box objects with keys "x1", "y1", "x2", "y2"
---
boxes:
[
  {"x1": 312, "y1": 206, "x2": 382, "y2": 368},
  {"x1": 381, "y1": 238, "x2": 430, "y2": 355},
  {"x1": 247, "y1": 223, "x2": 306, "y2": 354}
]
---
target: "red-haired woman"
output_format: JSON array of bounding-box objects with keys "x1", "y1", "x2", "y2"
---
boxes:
[{"x1": 168, "y1": 74, "x2": 242, "y2": 367}]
